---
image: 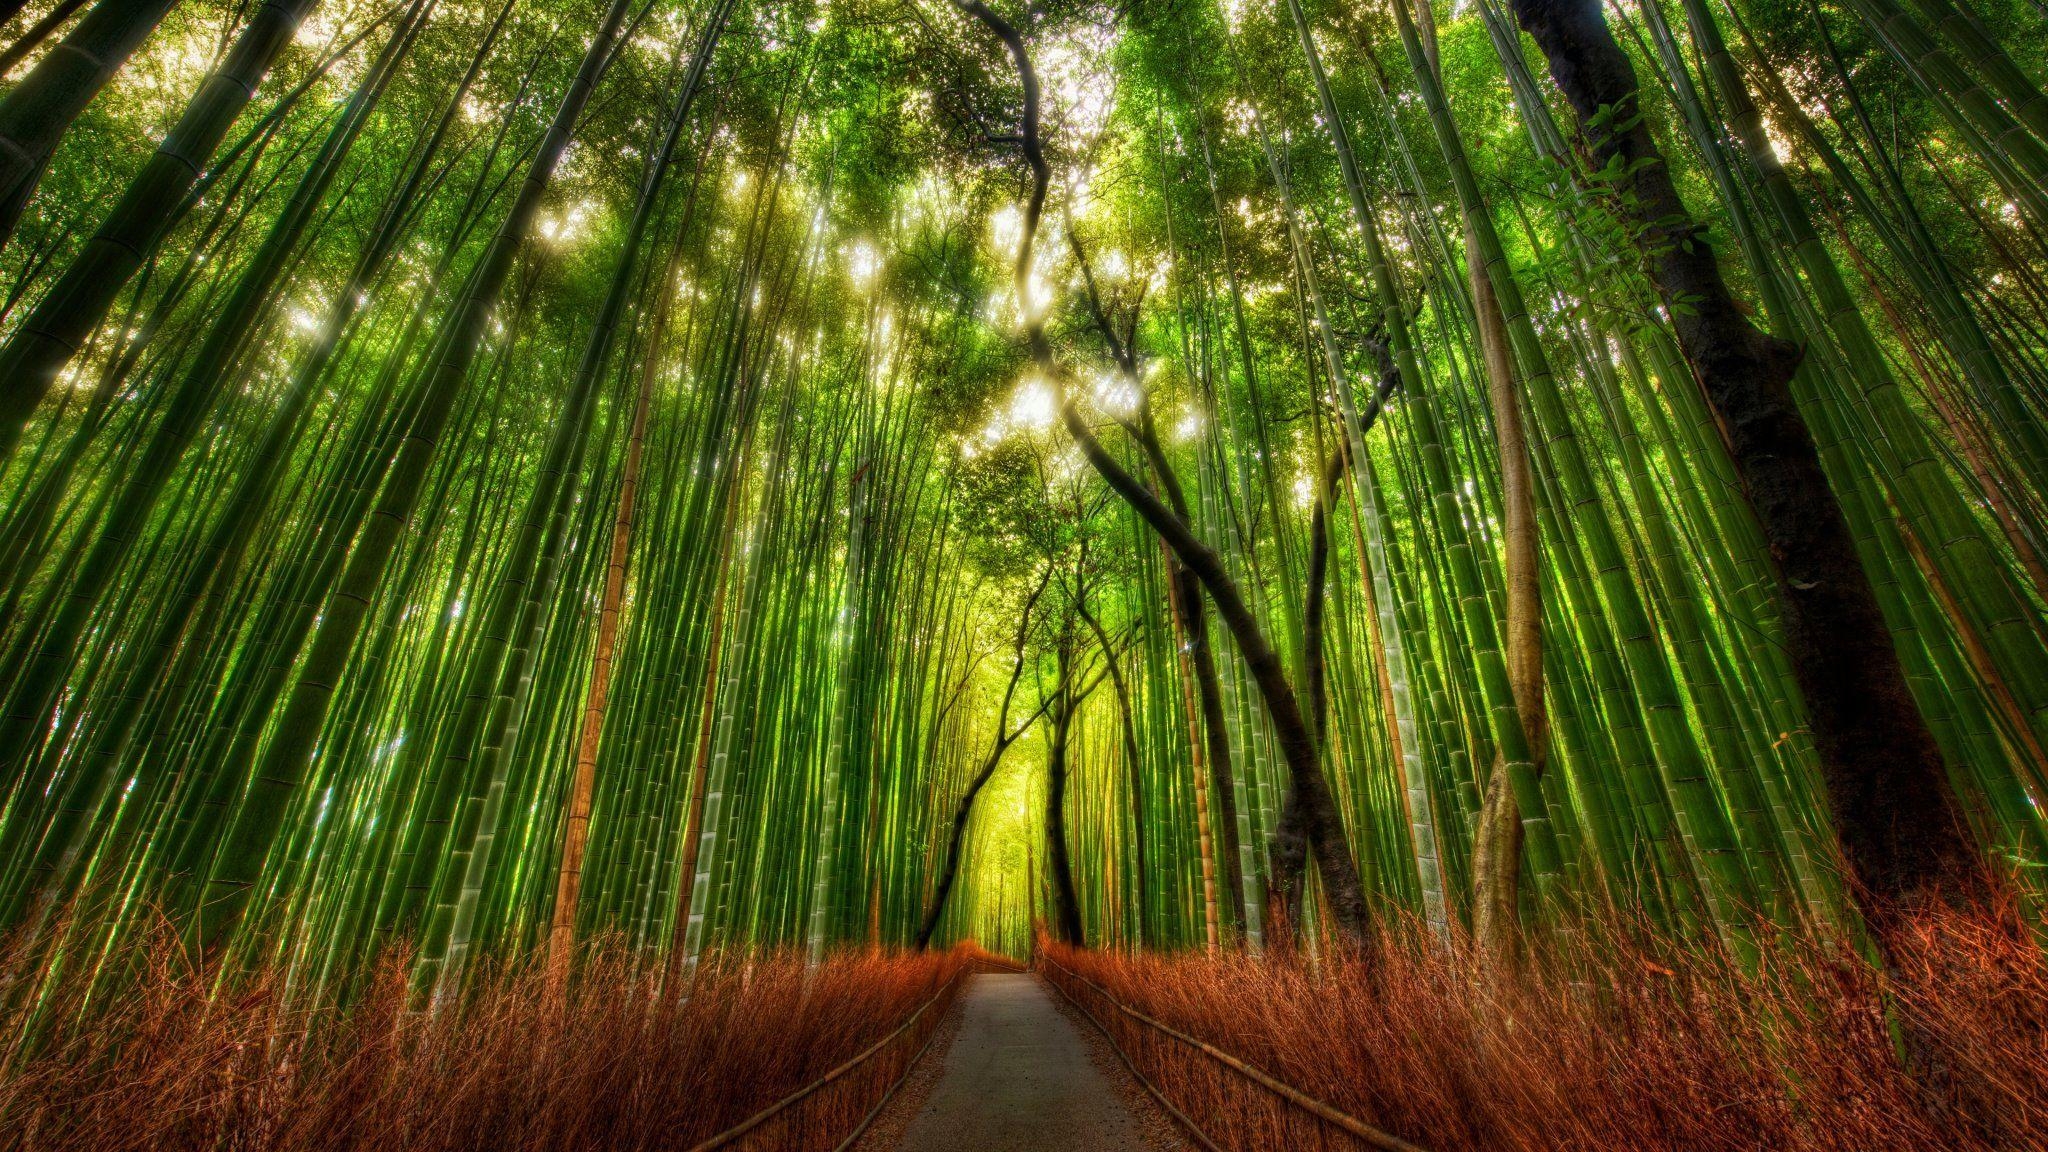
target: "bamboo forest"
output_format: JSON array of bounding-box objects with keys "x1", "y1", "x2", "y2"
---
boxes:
[{"x1": 0, "y1": 0, "x2": 2046, "y2": 1146}]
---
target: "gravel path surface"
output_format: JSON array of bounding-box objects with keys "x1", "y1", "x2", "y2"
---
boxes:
[{"x1": 879, "y1": 972, "x2": 1182, "y2": 1152}]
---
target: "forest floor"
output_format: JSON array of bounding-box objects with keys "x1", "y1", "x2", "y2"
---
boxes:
[{"x1": 858, "y1": 972, "x2": 1185, "y2": 1152}]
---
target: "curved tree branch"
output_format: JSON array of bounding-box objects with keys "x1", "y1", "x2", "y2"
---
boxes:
[{"x1": 952, "y1": 0, "x2": 1371, "y2": 946}]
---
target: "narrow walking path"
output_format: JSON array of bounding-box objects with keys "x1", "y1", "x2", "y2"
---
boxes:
[{"x1": 891, "y1": 972, "x2": 1172, "y2": 1151}]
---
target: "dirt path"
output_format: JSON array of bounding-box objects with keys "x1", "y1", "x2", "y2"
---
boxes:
[{"x1": 885, "y1": 972, "x2": 1179, "y2": 1152}]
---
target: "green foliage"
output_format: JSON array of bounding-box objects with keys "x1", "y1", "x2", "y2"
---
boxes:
[{"x1": 0, "y1": 0, "x2": 2040, "y2": 996}]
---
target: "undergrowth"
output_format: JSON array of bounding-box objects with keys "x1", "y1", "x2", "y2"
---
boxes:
[
  {"x1": 0, "y1": 920, "x2": 980, "y2": 1152},
  {"x1": 6, "y1": 902, "x2": 2043, "y2": 1151},
  {"x1": 1043, "y1": 903, "x2": 2048, "y2": 1151}
]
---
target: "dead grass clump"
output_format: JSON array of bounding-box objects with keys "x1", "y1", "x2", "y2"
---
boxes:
[
  {"x1": 1043, "y1": 904, "x2": 2048, "y2": 1151},
  {"x1": 0, "y1": 924, "x2": 985, "y2": 1152}
]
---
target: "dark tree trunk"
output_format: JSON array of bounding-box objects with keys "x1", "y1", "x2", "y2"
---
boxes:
[
  {"x1": 953, "y1": 0, "x2": 1370, "y2": 946},
  {"x1": 1061, "y1": 408, "x2": 1371, "y2": 945},
  {"x1": 1304, "y1": 355, "x2": 1397, "y2": 750},
  {"x1": 1290, "y1": 350, "x2": 1400, "y2": 936},
  {"x1": 0, "y1": 0, "x2": 321, "y2": 459},
  {"x1": 0, "y1": 0, "x2": 174, "y2": 252},
  {"x1": 916, "y1": 571, "x2": 1051, "y2": 948},
  {"x1": 1305, "y1": 448, "x2": 1343, "y2": 748},
  {"x1": 0, "y1": 1, "x2": 95, "y2": 79},
  {"x1": 1045, "y1": 646, "x2": 1086, "y2": 947},
  {"x1": 1508, "y1": 0, "x2": 1982, "y2": 929},
  {"x1": 0, "y1": 0, "x2": 421, "y2": 796},
  {"x1": 919, "y1": 739, "x2": 1018, "y2": 948}
]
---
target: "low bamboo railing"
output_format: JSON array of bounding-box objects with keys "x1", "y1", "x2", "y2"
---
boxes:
[
  {"x1": 1040, "y1": 955, "x2": 1431, "y2": 1152},
  {"x1": 685, "y1": 955, "x2": 1015, "y2": 1152}
]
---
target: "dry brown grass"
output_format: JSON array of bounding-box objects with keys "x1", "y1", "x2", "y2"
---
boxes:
[
  {"x1": 1044, "y1": 903, "x2": 2048, "y2": 1151},
  {"x1": 6, "y1": 902, "x2": 2040, "y2": 1152},
  {"x1": 0, "y1": 922, "x2": 987, "y2": 1152}
]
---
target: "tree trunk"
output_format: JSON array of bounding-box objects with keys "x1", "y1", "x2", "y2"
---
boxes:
[
  {"x1": 666, "y1": 477, "x2": 742, "y2": 970},
  {"x1": 951, "y1": 0, "x2": 1372, "y2": 946},
  {"x1": 1167, "y1": 565, "x2": 1222, "y2": 953},
  {"x1": 548, "y1": 257, "x2": 677, "y2": 994},
  {"x1": 192, "y1": 0, "x2": 638, "y2": 955},
  {"x1": 0, "y1": 0, "x2": 324, "y2": 459},
  {"x1": 0, "y1": 0, "x2": 175, "y2": 252},
  {"x1": 1466, "y1": 213, "x2": 1545, "y2": 963},
  {"x1": 0, "y1": 0, "x2": 423, "y2": 793},
  {"x1": 917, "y1": 738, "x2": 1018, "y2": 948},
  {"x1": 1508, "y1": 0, "x2": 1982, "y2": 931},
  {"x1": 1178, "y1": 564, "x2": 1247, "y2": 935},
  {"x1": 916, "y1": 570, "x2": 1049, "y2": 947},
  {"x1": 1045, "y1": 641, "x2": 1086, "y2": 947}
]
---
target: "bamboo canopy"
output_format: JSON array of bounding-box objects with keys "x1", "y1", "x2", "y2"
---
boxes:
[{"x1": 0, "y1": 0, "x2": 2040, "y2": 998}]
